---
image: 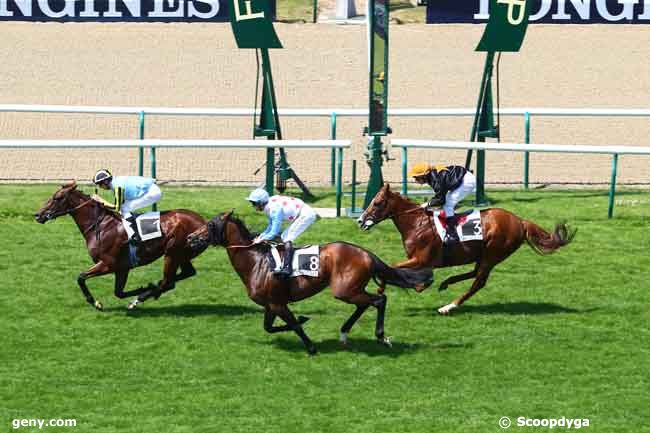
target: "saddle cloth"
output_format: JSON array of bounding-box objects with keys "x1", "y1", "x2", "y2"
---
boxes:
[
  {"x1": 122, "y1": 212, "x2": 163, "y2": 242},
  {"x1": 432, "y1": 209, "x2": 483, "y2": 242},
  {"x1": 269, "y1": 245, "x2": 320, "y2": 277}
]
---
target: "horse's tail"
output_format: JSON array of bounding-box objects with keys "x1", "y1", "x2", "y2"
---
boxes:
[
  {"x1": 521, "y1": 220, "x2": 576, "y2": 255},
  {"x1": 369, "y1": 254, "x2": 434, "y2": 290}
]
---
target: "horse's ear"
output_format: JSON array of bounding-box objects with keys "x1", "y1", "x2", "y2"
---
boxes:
[
  {"x1": 61, "y1": 180, "x2": 77, "y2": 190},
  {"x1": 224, "y1": 210, "x2": 234, "y2": 220},
  {"x1": 384, "y1": 183, "x2": 391, "y2": 191}
]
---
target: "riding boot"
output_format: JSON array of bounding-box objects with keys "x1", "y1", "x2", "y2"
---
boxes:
[
  {"x1": 275, "y1": 241, "x2": 294, "y2": 278},
  {"x1": 127, "y1": 215, "x2": 141, "y2": 244},
  {"x1": 444, "y1": 216, "x2": 459, "y2": 245}
]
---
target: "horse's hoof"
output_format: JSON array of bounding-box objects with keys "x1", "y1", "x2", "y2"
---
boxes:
[
  {"x1": 377, "y1": 286, "x2": 385, "y2": 295},
  {"x1": 339, "y1": 332, "x2": 349, "y2": 347},
  {"x1": 378, "y1": 336, "x2": 392, "y2": 348},
  {"x1": 437, "y1": 303, "x2": 458, "y2": 315},
  {"x1": 94, "y1": 301, "x2": 103, "y2": 311},
  {"x1": 307, "y1": 346, "x2": 318, "y2": 356},
  {"x1": 438, "y1": 284, "x2": 448, "y2": 292},
  {"x1": 127, "y1": 300, "x2": 140, "y2": 310},
  {"x1": 415, "y1": 284, "x2": 427, "y2": 293},
  {"x1": 298, "y1": 315, "x2": 310, "y2": 325}
]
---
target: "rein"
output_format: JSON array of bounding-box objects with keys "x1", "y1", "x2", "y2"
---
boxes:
[{"x1": 52, "y1": 197, "x2": 94, "y2": 219}]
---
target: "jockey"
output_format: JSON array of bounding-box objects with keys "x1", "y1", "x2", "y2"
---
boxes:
[
  {"x1": 247, "y1": 188, "x2": 318, "y2": 277},
  {"x1": 408, "y1": 162, "x2": 477, "y2": 244},
  {"x1": 91, "y1": 169, "x2": 162, "y2": 241}
]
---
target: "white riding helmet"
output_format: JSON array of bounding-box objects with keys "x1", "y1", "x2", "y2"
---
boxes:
[
  {"x1": 246, "y1": 188, "x2": 270, "y2": 205},
  {"x1": 93, "y1": 169, "x2": 113, "y2": 185}
]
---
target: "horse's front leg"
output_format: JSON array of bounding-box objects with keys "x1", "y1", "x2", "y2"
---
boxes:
[
  {"x1": 263, "y1": 306, "x2": 310, "y2": 333},
  {"x1": 78, "y1": 261, "x2": 113, "y2": 310}
]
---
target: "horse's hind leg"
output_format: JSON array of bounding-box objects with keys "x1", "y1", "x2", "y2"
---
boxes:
[
  {"x1": 438, "y1": 264, "x2": 493, "y2": 315},
  {"x1": 336, "y1": 290, "x2": 390, "y2": 347},
  {"x1": 271, "y1": 304, "x2": 317, "y2": 355},
  {"x1": 128, "y1": 256, "x2": 179, "y2": 309},
  {"x1": 113, "y1": 270, "x2": 149, "y2": 299}
]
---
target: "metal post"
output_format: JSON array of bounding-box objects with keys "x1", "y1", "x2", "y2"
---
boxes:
[
  {"x1": 312, "y1": 0, "x2": 318, "y2": 23},
  {"x1": 138, "y1": 111, "x2": 145, "y2": 176},
  {"x1": 265, "y1": 148, "x2": 275, "y2": 194},
  {"x1": 401, "y1": 146, "x2": 408, "y2": 196},
  {"x1": 351, "y1": 159, "x2": 357, "y2": 212},
  {"x1": 330, "y1": 112, "x2": 337, "y2": 186},
  {"x1": 524, "y1": 111, "x2": 530, "y2": 189},
  {"x1": 336, "y1": 147, "x2": 343, "y2": 217},
  {"x1": 150, "y1": 145, "x2": 157, "y2": 211},
  {"x1": 608, "y1": 153, "x2": 619, "y2": 219}
]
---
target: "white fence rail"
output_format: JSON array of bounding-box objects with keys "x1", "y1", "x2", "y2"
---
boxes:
[
  {"x1": 392, "y1": 139, "x2": 650, "y2": 218},
  {"x1": 0, "y1": 139, "x2": 351, "y2": 216}
]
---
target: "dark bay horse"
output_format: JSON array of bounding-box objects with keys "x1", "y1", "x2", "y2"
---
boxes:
[
  {"x1": 35, "y1": 181, "x2": 208, "y2": 310},
  {"x1": 357, "y1": 184, "x2": 576, "y2": 315},
  {"x1": 187, "y1": 211, "x2": 433, "y2": 355}
]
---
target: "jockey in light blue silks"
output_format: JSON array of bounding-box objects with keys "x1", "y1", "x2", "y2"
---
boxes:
[
  {"x1": 91, "y1": 169, "x2": 162, "y2": 242},
  {"x1": 247, "y1": 188, "x2": 318, "y2": 277}
]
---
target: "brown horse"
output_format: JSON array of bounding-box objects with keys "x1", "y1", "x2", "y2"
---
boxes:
[
  {"x1": 187, "y1": 211, "x2": 433, "y2": 355},
  {"x1": 357, "y1": 184, "x2": 575, "y2": 315},
  {"x1": 35, "y1": 181, "x2": 208, "y2": 310}
]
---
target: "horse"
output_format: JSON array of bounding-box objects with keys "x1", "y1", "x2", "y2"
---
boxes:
[
  {"x1": 357, "y1": 184, "x2": 576, "y2": 315},
  {"x1": 35, "y1": 181, "x2": 208, "y2": 310},
  {"x1": 187, "y1": 211, "x2": 433, "y2": 355}
]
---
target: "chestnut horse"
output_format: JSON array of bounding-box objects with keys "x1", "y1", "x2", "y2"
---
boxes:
[
  {"x1": 187, "y1": 211, "x2": 433, "y2": 355},
  {"x1": 357, "y1": 184, "x2": 575, "y2": 315},
  {"x1": 35, "y1": 181, "x2": 208, "y2": 310}
]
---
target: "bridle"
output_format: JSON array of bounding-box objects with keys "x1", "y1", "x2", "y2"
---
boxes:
[{"x1": 45, "y1": 195, "x2": 94, "y2": 221}]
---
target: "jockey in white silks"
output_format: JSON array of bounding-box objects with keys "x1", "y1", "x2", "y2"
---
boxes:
[{"x1": 247, "y1": 188, "x2": 318, "y2": 277}]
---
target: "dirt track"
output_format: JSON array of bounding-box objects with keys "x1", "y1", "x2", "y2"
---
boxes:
[{"x1": 1, "y1": 22, "x2": 649, "y2": 186}]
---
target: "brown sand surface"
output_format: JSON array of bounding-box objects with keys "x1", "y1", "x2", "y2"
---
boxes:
[{"x1": 1, "y1": 22, "x2": 649, "y2": 186}]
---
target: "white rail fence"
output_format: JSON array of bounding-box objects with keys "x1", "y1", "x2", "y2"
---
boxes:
[{"x1": 393, "y1": 139, "x2": 650, "y2": 218}]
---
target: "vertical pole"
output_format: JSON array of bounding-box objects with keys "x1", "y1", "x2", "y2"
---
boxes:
[
  {"x1": 150, "y1": 145, "x2": 157, "y2": 211},
  {"x1": 330, "y1": 112, "x2": 337, "y2": 186},
  {"x1": 138, "y1": 111, "x2": 145, "y2": 176},
  {"x1": 312, "y1": 0, "x2": 318, "y2": 23},
  {"x1": 524, "y1": 112, "x2": 530, "y2": 189},
  {"x1": 608, "y1": 153, "x2": 619, "y2": 219},
  {"x1": 401, "y1": 146, "x2": 408, "y2": 196},
  {"x1": 265, "y1": 148, "x2": 275, "y2": 194},
  {"x1": 336, "y1": 147, "x2": 343, "y2": 217},
  {"x1": 475, "y1": 145, "x2": 486, "y2": 205},
  {"x1": 351, "y1": 159, "x2": 357, "y2": 212}
]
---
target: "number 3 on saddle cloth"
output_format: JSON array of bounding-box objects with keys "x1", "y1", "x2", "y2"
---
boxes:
[
  {"x1": 122, "y1": 212, "x2": 163, "y2": 268},
  {"x1": 268, "y1": 245, "x2": 320, "y2": 277},
  {"x1": 432, "y1": 209, "x2": 483, "y2": 242}
]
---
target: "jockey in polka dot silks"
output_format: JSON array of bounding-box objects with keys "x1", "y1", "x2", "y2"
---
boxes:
[
  {"x1": 247, "y1": 188, "x2": 318, "y2": 277},
  {"x1": 91, "y1": 169, "x2": 162, "y2": 243},
  {"x1": 408, "y1": 162, "x2": 477, "y2": 245}
]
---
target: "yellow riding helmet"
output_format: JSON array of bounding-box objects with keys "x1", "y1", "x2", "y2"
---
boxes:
[{"x1": 408, "y1": 162, "x2": 433, "y2": 178}]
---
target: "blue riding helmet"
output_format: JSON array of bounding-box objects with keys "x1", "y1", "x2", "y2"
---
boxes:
[
  {"x1": 93, "y1": 169, "x2": 113, "y2": 185},
  {"x1": 246, "y1": 188, "x2": 270, "y2": 205}
]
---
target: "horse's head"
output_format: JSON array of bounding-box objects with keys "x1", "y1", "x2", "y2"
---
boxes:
[
  {"x1": 35, "y1": 181, "x2": 82, "y2": 224},
  {"x1": 188, "y1": 211, "x2": 234, "y2": 250},
  {"x1": 357, "y1": 183, "x2": 396, "y2": 231}
]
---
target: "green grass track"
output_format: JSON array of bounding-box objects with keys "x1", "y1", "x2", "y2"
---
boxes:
[{"x1": 1, "y1": 184, "x2": 649, "y2": 432}]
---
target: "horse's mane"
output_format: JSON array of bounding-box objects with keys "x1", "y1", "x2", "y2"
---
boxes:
[{"x1": 227, "y1": 214, "x2": 255, "y2": 242}]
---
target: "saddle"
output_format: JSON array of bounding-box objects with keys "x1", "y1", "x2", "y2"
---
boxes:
[{"x1": 266, "y1": 245, "x2": 320, "y2": 278}]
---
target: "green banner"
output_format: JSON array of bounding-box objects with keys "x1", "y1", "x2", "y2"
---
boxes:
[
  {"x1": 229, "y1": 0, "x2": 282, "y2": 49},
  {"x1": 476, "y1": 0, "x2": 530, "y2": 52}
]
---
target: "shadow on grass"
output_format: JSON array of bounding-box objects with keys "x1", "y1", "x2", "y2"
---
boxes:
[
  {"x1": 406, "y1": 302, "x2": 591, "y2": 316},
  {"x1": 106, "y1": 303, "x2": 261, "y2": 317},
  {"x1": 112, "y1": 303, "x2": 330, "y2": 318},
  {"x1": 268, "y1": 337, "x2": 473, "y2": 357}
]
